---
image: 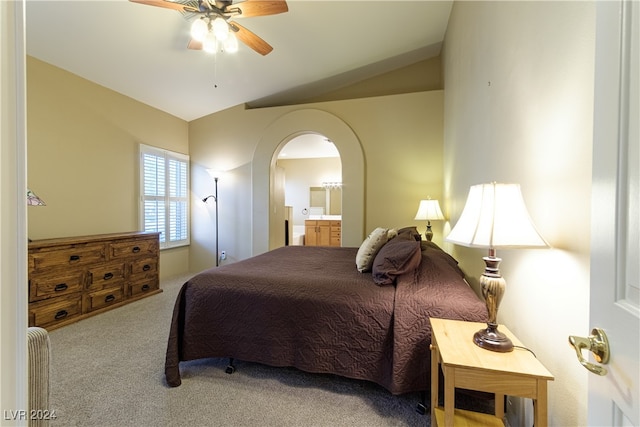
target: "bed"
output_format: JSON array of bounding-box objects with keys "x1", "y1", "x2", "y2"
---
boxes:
[{"x1": 165, "y1": 232, "x2": 488, "y2": 395}]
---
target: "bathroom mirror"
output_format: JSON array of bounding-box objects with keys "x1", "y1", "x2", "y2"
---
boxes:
[{"x1": 309, "y1": 186, "x2": 341, "y2": 216}]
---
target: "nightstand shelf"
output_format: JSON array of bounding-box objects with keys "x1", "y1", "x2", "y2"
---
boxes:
[
  {"x1": 430, "y1": 318, "x2": 553, "y2": 427},
  {"x1": 434, "y1": 407, "x2": 503, "y2": 427}
]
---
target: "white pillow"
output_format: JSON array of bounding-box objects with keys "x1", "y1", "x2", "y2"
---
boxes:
[
  {"x1": 387, "y1": 228, "x2": 398, "y2": 240},
  {"x1": 356, "y1": 227, "x2": 389, "y2": 272}
]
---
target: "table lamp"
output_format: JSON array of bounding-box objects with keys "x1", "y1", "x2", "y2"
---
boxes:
[
  {"x1": 446, "y1": 182, "x2": 549, "y2": 352},
  {"x1": 414, "y1": 198, "x2": 445, "y2": 241}
]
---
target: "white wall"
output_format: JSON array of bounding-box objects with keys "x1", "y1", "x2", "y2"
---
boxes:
[{"x1": 442, "y1": 2, "x2": 595, "y2": 426}]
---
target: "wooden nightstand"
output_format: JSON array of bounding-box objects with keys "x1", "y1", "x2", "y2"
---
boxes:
[{"x1": 430, "y1": 318, "x2": 554, "y2": 427}]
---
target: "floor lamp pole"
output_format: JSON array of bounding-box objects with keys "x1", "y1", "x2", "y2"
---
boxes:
[{"x1": 215, "y1": 177, "x2": 219, "y2": 267}]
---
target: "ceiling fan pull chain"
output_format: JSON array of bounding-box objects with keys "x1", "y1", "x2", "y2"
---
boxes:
[{"x1": 213, "y1": 51, "x2": 219, "y2": 88}]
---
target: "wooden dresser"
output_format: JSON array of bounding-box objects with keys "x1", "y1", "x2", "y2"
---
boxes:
[
  {"x1": 28, "y1": 231, "x2": 161, "y2": 330},
  {"x1": 304, "y1": 219, "x2": 341, "y2": 246}
]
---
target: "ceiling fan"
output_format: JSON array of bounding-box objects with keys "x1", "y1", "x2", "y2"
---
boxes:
[{"x1": 130, "y1": 0, "x2": 288, "y2": 55}]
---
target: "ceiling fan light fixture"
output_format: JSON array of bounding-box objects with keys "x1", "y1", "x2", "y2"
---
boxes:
[
  {"x1": 190, "y1": 17, "x2": 209, "y2": 42},
  {"x1": 129, "y1": 0, "x2": 289, "y2": 56},
  {"x1": 202, "y1": 32, "x2": 218, "y2": 53},
  {"x1": 224, "y1": 33, "x2": 239, "y2": 53},
  {"x1": 212, "y1": 17, "x2": 229, "y2": 41}
]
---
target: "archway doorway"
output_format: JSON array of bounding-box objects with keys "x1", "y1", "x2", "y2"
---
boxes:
[
  {"x1": 275, "y1": 133, "x2": 342, "y2": 247},
  {"x1": 251, "y1": 109, "x2": 365, "y2": 255}
]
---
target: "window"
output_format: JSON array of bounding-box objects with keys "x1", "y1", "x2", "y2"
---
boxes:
[{"x1": 139, "y1": 144, "x2": 190, "y2": 249}]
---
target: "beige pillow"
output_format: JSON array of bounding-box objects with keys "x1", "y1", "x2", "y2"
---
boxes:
[{"x1": 356, "y1": 227, "x2": 389, "y2": 272}]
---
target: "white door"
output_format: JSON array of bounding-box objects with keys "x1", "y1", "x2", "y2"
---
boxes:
[{"x1": 586, "y1": 1, "x2": 639, "y2": 425}]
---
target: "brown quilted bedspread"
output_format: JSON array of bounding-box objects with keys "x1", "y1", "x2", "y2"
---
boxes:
[{"x1": 165, "y1": 244, "x2": 487, "y2": 394}]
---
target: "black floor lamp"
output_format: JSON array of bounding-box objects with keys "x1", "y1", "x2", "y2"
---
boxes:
[{"x1": 202, "y1": 175, "x2": 219, "y2": 266}]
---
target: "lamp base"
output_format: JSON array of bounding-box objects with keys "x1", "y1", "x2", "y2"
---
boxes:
[
  {"x1": 425, "y1": 221, "x2": 433, "y2": 241},
  {"x1": 425, "y1": 229, "x2": 433, "y2": 241},
  {"x1": 473, "y1": 323, "x2": 513, "y2": 352}
]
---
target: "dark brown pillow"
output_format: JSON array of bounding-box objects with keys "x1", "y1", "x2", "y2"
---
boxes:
[
  {"x1": 396, "y1": 226, "x2": 421, "y2": 242},
  {"x1": 372, "y1": 237, "x2": 422, "y2": 285}
]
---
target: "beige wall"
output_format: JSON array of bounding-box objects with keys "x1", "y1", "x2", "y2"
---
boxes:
[
  {"x1": 189, "y1": 90, "x2": 444, "y2": 272},
  {"x1": 26, "y1": 57, "x2": 190, "y2": 279},
  {"x1": 442, "y1": 2, "x2": 594, "y2": 426},
  {"x1": 300, "y1": 56, "x2": 443, "y2": 104}
]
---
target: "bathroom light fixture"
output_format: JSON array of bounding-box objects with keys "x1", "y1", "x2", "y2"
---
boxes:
[{"x1": 322, "y1": 182, "x2": 342, "y2": 190}]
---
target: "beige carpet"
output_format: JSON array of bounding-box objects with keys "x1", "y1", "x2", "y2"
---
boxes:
[{"x1": 46, "y1": 272, "x2": 490, "y2": 427}]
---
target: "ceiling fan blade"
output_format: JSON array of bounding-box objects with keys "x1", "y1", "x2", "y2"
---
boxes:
[
  {"x1": 226, "y1": 0, "x2": 288, "y2": 18},
  {"x1": 129, "y1": 0, "x2": 200, "y2": 13},
  {"x1": 229, "y1": 21, "x2": 273, "y2": 55},
  {"x1": 187, "y1": 39, "x2": 203, "y2": 50}
]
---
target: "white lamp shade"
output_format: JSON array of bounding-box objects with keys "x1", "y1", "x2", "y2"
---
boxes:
[
  {"x1": 202, "y1": 32, "x2": 217, "y2": 53},
  {"x1": 224, "y1": 33, "x2": 239, "y2": 53},
  {"x1": 414, "y1": 199, "x2": 445, "y2": 221},
  {"x1": 207, "y1": 169, "x2": 223, "y2": 179},
  {"x1": 190, "y1": 18, "x2": 209, "y2": 42},
  {"x1": 212, "y1": 17, "x2": 229, "y2": 41},
  {"x1": 446, "y1": 183, "x2": 549, "y2": 249}
]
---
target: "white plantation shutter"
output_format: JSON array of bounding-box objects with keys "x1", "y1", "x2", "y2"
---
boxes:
[
  {"x1": 168, "y1": 158, "x2": 188, "y2": 242},
  {"x1": 140, "y1": 144, "x2": 190, "y2": 248}
]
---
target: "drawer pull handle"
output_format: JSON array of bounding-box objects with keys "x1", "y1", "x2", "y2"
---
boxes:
[
  {"x1": 54, "y1": 310, "x2": 68, "y2": 320},
  {"x1": 54, "y1": 283, "x2": 68, "y2": 292},
  {"x1": 142, "y1": 264, "x2": 151, "y2": 271},
  {"x1": 105, "y1": 294, "x2": 116, "y2": 303},
  {"x1": 132, "y1": 246, "x2": 141, "y2": 253},
  {"x1": 69, "y1": 255, "x2": 81, "y2": 261},
  {"x1": 141, "y1": 284, "x2": 150, "y2": 291},
  {"x1": 103, "y1": 272, "x2": 114, "y2": 280}
]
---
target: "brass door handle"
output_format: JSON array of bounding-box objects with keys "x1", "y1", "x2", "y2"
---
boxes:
[{"x1": 568, "y1": 328, "x2": 610, "y2": 376}]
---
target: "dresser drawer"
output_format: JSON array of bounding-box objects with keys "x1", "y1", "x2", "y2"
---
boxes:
[
  {"x1": 129, "y1": 278, "x2": 159, "y2": 298},
  {"x1": 29, "y1": 244, "x2": 106, "y2": 272},
  {"x1": 86, "y1": 285, "x2": 125, "y2": 312},
  {"x1": 29, "y1": 272, "x2": 84, "y2": 302},
  {"x1": 87, "y1": 263, "x2": 125, "y2": 290},
  {"x1": 29, "y1": 294, "x2": 82, "y2": 328},
  {"x1": 109, "y1": 238, "x2": 158, "y2": 259},
  {"x1": 131, "y1": 257, "x2": 158, "y2": 276}
]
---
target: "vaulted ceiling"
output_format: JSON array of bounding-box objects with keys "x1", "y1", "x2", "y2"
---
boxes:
[{"x1": 26, "y1": 1, "x2": 453, "y2": 122}]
